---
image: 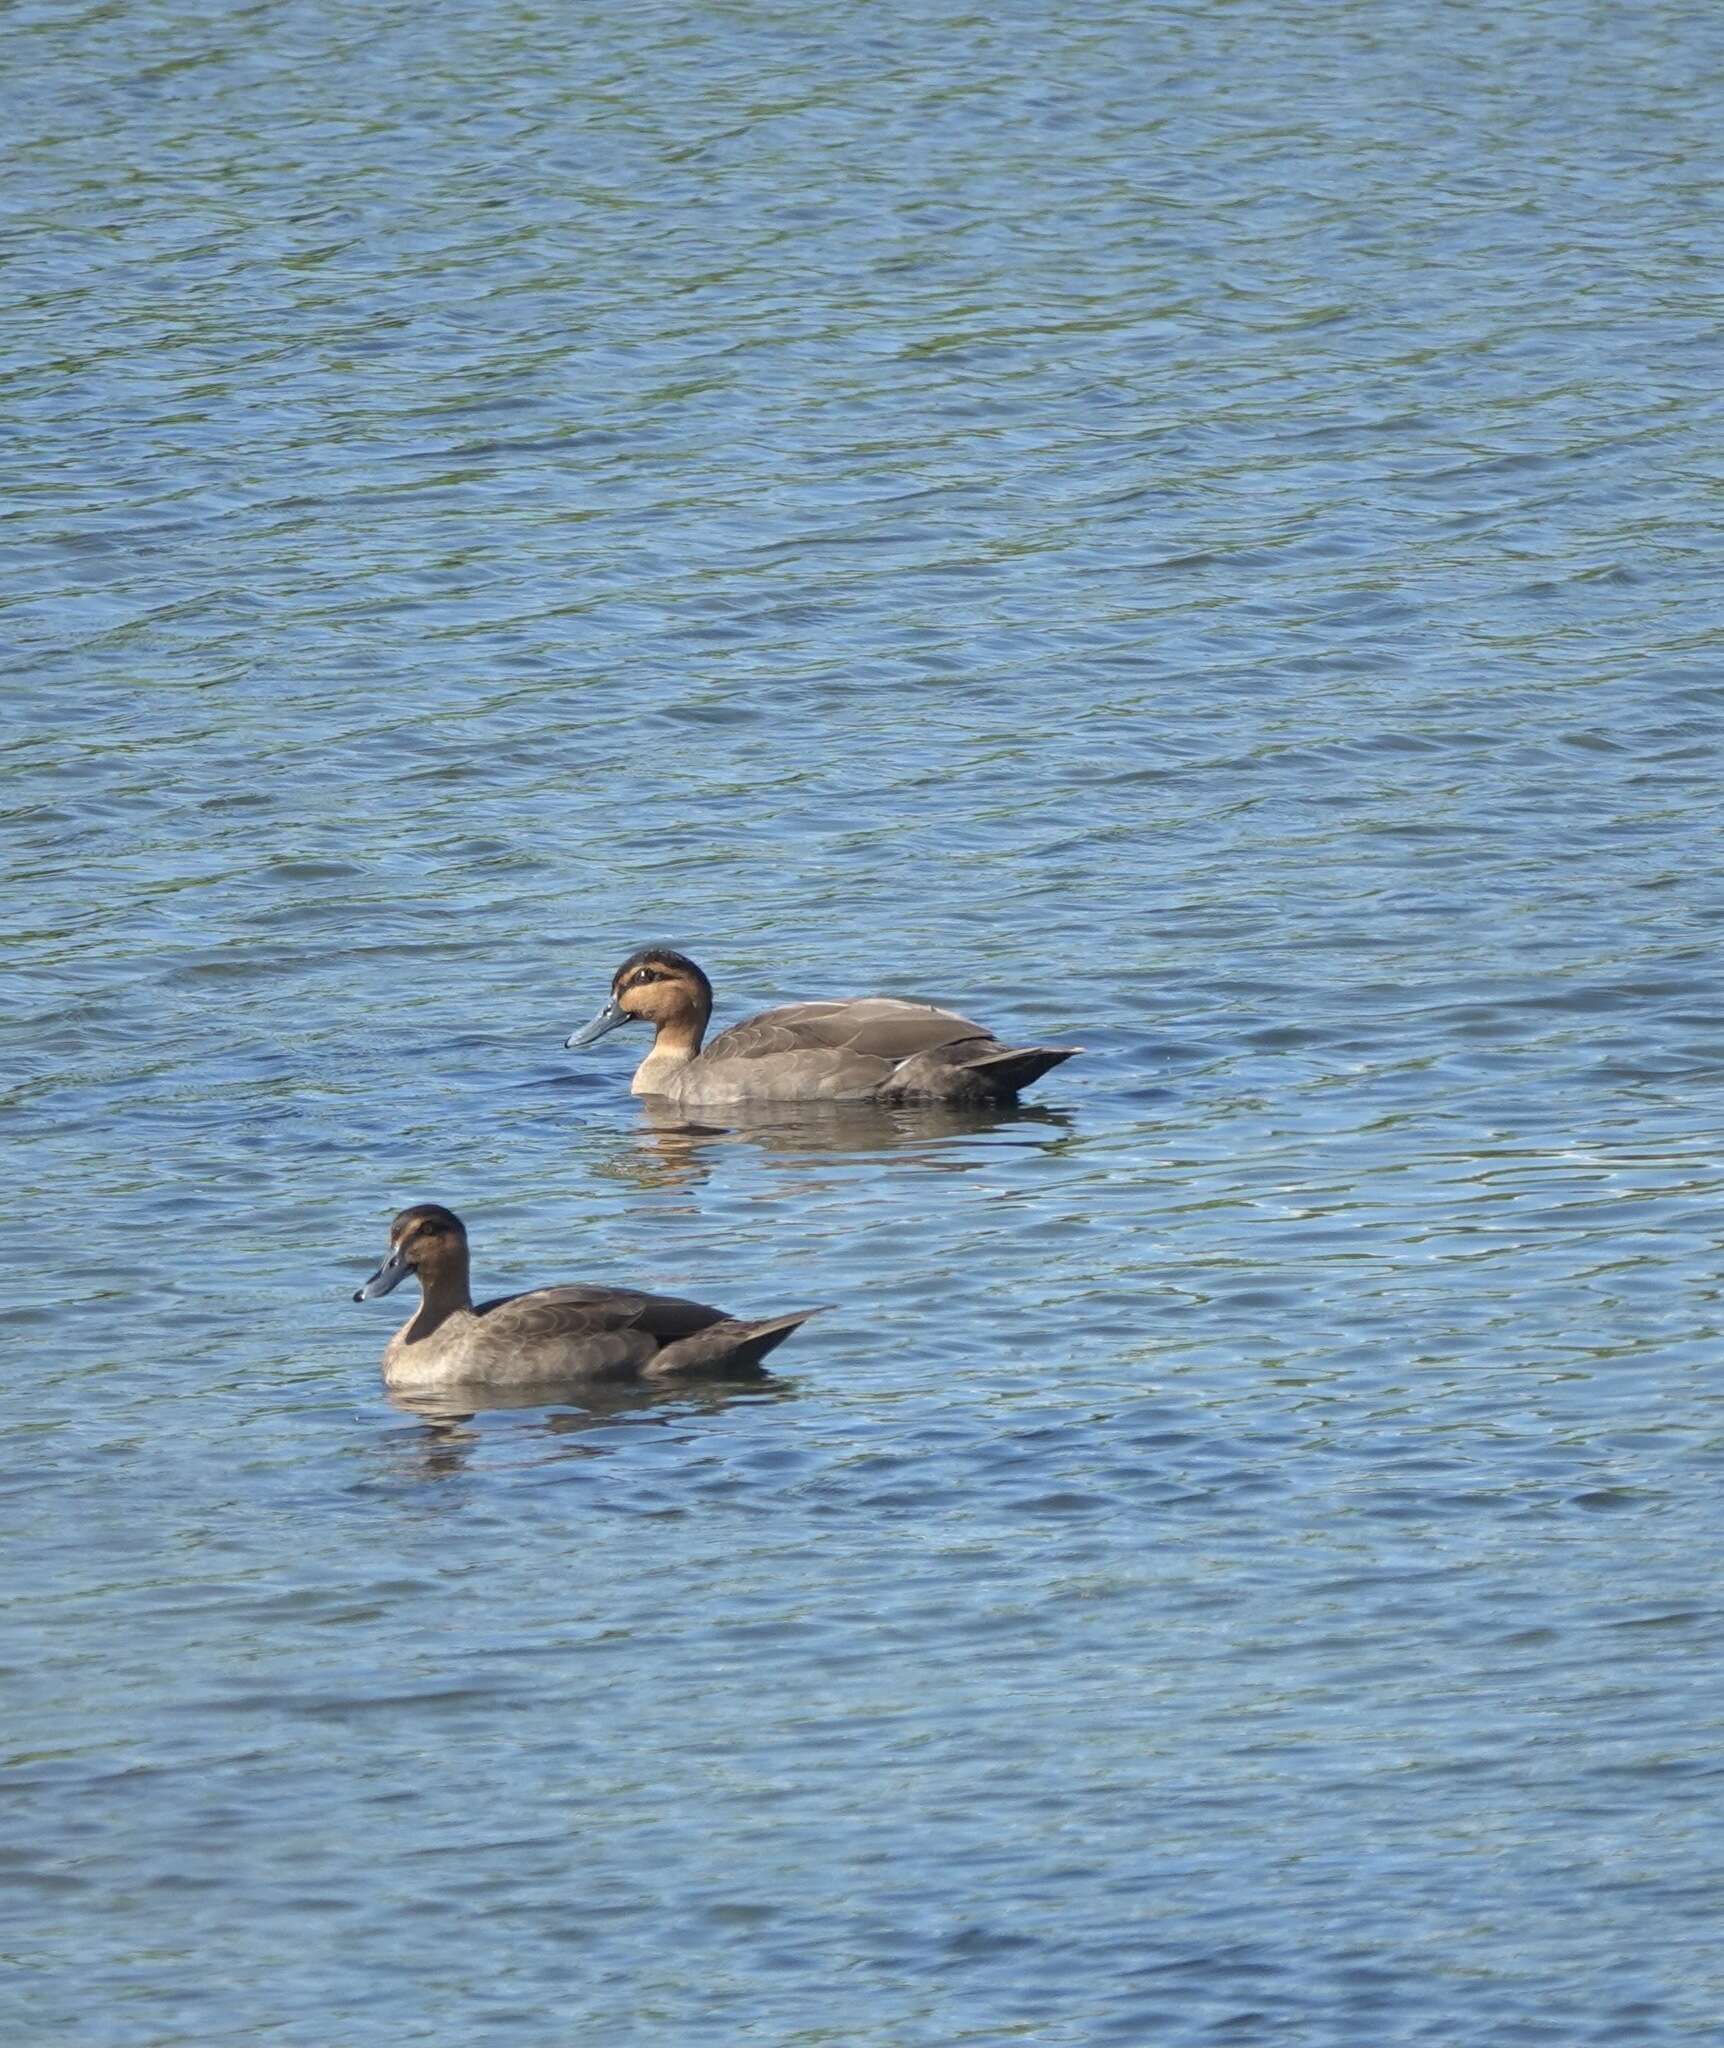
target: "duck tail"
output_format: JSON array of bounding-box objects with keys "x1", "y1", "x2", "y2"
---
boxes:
[
  {"x1": 650, "y1": 1307, "x2": 830, "y2": 1378},
  {"x1": 721, "y1": 1307, "x2": 829, "y2": 1371},
  {"x1": 956, "y1": 1044, "x2": 1082, "y2": 1097}
]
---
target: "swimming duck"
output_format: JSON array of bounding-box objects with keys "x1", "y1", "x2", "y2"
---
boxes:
[
  {"x1": 565, "y1": 947, "x2": 1080, "y2": 1107},
  {"x1": 354, "y1": 1204, "x2": 823, "y2": 1390}
]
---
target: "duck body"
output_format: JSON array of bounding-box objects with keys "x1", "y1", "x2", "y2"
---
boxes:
[
  {"x1": 356, "y1": 1205, "x2": 821, "y2": 1392},
  {"x1": 569, "y1": 950, "x2": 1080, "y2": 1107},
  {"x1": 654, "y1": 997, "x2": 1065, "y2": 1106}
]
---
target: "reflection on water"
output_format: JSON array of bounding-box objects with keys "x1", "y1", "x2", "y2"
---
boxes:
[
  {"x1": 381, "y1": 1375, "x2": 800, "y2": 1483},
  {"x1": 591, "y1": 1096, "x2": 1078, "y2": 1191}
]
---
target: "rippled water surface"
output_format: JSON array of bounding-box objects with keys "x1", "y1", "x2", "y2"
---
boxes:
[{"x1": 7, "y1": 2, "x2": 1724, "y2": 2041}]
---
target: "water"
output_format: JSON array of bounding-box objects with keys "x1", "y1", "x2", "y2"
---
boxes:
[{"x1": 6, "y1": 0, "x2": 1724, "y2": 2040}]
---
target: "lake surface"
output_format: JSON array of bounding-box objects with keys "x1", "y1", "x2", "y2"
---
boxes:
[{"x1": 6, "y1": 1, "x2": 1723, "y2": 2041}]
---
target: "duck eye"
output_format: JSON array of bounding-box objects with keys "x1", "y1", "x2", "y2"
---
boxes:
[{"x1": 632, "y1": 969, "x2": 659, "y2": 987}]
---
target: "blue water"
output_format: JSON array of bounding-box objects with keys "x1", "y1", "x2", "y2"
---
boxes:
[{"x1": 6, "y1": 1, "x2": 1724, "y2": 2041}]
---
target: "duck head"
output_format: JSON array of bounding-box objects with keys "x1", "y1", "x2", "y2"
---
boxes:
[
  {"x1": 355, "y1": 1203, "x2": 470, "y2": 1303},
  {"x1": 566, "y1": 947, "x2": 714, "y2": 1052}
]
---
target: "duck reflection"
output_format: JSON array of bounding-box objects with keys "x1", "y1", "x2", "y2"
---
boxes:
[
  {"x1": 590, "y1": 1097, "x2": 1076, "y2": 1193},
  {"x1": 382, "y1": 1374, "x2": 799, "y2": 1483}
]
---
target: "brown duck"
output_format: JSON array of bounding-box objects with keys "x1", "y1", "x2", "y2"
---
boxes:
[
  {"x1": 355, "y1": 1204, "x2": 824, "y2": 1390},
  {"x1": 565, "y1": 947, "x2": 1080, "y2": 1107}
]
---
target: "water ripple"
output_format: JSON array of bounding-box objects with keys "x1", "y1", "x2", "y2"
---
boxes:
[{"x1": 6, "y1": 0, "x2": 1724, "y2": 2043}]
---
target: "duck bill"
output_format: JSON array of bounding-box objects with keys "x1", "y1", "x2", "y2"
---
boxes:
[
  {"x1": 354, "y1": 1246, "x2": 412, "y2": 1302},
  {"x1": 566, "y1": 997, "x2": 633, "y2": 1049}
]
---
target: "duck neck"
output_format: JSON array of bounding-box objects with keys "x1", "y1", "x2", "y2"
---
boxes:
[
  {"x1": 405, "y1": 1251, "x2": 474, "y2": 1340},
  {"x1": 632, "y1": 1005, "x2": 708, "y2": 1095}
]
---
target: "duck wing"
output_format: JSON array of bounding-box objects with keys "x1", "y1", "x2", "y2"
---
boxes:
[
  {"x1": 478, "y1": 1284, "x2": 731, "y2": 1343},
  {"x1": 471, "y1": 1283, "x2": 734, "y2": 1378},
  {"x1": 702, "y1": 998, "x2": 998, "y2": 1065},
  {"x1": 474, "y1": 1284, "x2": 822, "y2": 1382}
]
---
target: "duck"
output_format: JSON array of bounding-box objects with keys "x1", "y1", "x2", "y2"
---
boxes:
[
  {"x1": 565, "y1": 947, "x2": 1080, "y2": 1107},
  {"x1": 354, "y1": 1203, "x2": 824, "y2": 1390}
]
